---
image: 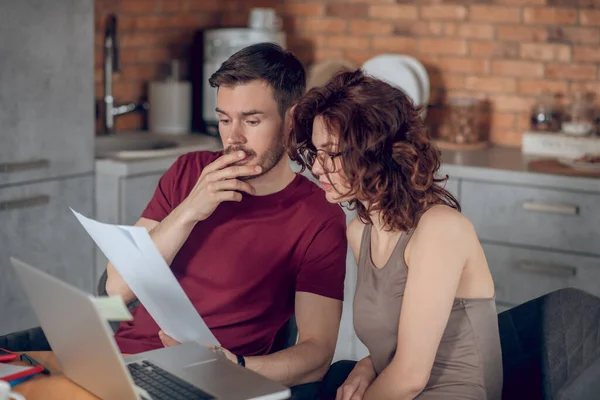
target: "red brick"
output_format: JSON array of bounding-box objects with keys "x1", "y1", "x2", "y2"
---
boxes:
[
  {"x1": 112, "y1": 81, "x2": 146, "y2": 101},
  {"x1": 326, "y1": 3, "x2": 367, "y2": 18},
  {"x1": 350, "y1": 20, "x2": 394, "y2": 35},
  {"x1": 312, "y1": 48, "x2": 344, "y2": 63},
  {"x1": 518, "y1": 80, "x2": 569, "y2": 95},
  {"x1": 492, "y1": 0, "x2": 545, "y2": 4},
  {"x1": 428, "y1": 72, "x2": 466, "y2": 90},
  {"x1": 490, "y1": 112, "x2": 517, "y2": 130},
  {"x1": 236, "y1": 0, "x2": 279, "y2": 12},
  {"x1": 419, "y1": 38, "x2": 468, "y2": 55},
  {"x1": 492, "y1": 60, "x2": 544, "y2": 78},
  {"x1": 443, "y1": 22, "x2": 494, "y2": 39},
  {"x1": 342, "y1": 49, "x2": 377, "y2": 66},
  {"x1": 118, "y1": 14, "x2": 217, "y2": 30},
  {"x1": 159, "y1": 0, "x2": 189, "y2": 13},
  {"x1": 420, "y1": 5, "x2": 468, "y2": 20},
  {"x1": 369, "y1": 5, "x2": 418, "y2": 20},
  {"x1": 470, "y1": 41, "x2": 519, "y2": 58},
  {"x1": 220, "y1": 13, "x2": 248, "y2": 27},
  {"x1": 516, "y1": 112, "x2": 534, "y2": 132},
  {"x1": 186, "y1": 0, "x2": 226, "y2": 12},
  {"x1": 573, "y1": 46, "x2": 600, "y2": 62},
  {"x1": 465, "y1": 77, "x2": 517, "y2": 93},
  {"x1": 520, "y1": 43, "x2": 572, "y2": 62},
  {"x1": 569, "y1": 82, "x2": 600, "y2": 97},
  {"x1": 470, "y1": 6, "x2": 521, "y2": 23},
  {"x1": 119, "y1": 47, "x2": 172, "y2": 64},
  {"x1": 324, "y1": 35, "x2": 370, "y2": 50},
  {"x1": 297, "y1": 17, "x2": 348, "y2": 34},
  {"x1": 548, "y1": 0, "x2": 600, "y2": 6},
  {"x1": 329, "y1": 0, "x2": 395, "y2": 2},
  {"x1": 546, "y1": 63, "x2": 598, "y2": 80},
  {"x1": 492, "y1": 94, "x2": 537, "y2": 112},
  {"x1": 121, "y1": 64, "x2": 164, "y2": 81},
  {"x1": 523, "y1": 7, "x2": 578, "y2": 25},
  {"x1": 372, "y1": 36, "x2": 418, "y2": 52},
  {"x1": 490, "y1": 130, "x2": 522, "y2": 147},
  {"x1": 282, "y1": 3, "x2": 324, "y2": 17},
  {"x1": 120, "y1": 32, "x2": 166, "y2": 48},
  {"x1": 115, "y1": 113, "x2": 144, "y2": 132},
  {"x1": 548, "y1": 26, "x2": 600, "y2": 45},
  {"x1": 395, "y1": 21, "x2": 444, "y2": 36},
  {"x1": 496, "y1": 25, "x2": 547, "y2": 42},
  {"x1": 120, "y1": 1, "x2": 159, "y2": 14},
  {"x1": 581, "y1": 10, "x2": 600, "y2": 27},
  {"x1": 438, "y1": 57, "x2": 490, "y2": 74},
  {"x1": 95, "y1": 0, "x2": 119, "y2": 16}
]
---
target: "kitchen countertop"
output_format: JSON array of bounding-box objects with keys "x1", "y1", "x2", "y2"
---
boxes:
[
  {"x1": 439, "y1": 146, "x2": 600, "y2": 193},
  {"x1": 95, "y1": 135, "x2": 600, "y2": 193},
  {"x1": 95, "y1": 132, "x2": 223, "y2": 176}
]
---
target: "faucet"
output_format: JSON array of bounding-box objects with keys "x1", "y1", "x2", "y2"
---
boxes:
[{"x1": 102, "y1": 14, "x2": 149, "y2": 135}]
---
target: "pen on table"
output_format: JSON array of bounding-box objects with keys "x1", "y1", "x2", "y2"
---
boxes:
[{"x1": 19, "y1": 353, "x2": 50, "y2": 375}]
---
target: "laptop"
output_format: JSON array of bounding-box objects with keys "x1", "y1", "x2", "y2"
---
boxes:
[{"x1": 10, "y1": 257, "x2": 291, "y2": 400}]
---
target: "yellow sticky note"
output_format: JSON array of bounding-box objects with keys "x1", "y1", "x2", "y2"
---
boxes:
[{"x1": 93, "y1": 296, "x2": 133, "y2": 321}]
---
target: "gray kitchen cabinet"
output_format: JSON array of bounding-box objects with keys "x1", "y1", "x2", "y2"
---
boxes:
[
  {"x1": 438, "y1": 147, "x2": 600, "y2": 313},
  {"x1": 0, "y1": 175, "x2": 95, "y2": 335},
  {"x1": 461, "y1": 180, "x2": 600, "y2": 256},
  {"x1": 95, "y1": 171, "x2": 164, "y2": 280},
  {"x1": 121, "y1": 173, "x2": 163, "y2": 226},
  {"x1": 0, "y1": 0, "x2": 94, "y2": 186},
  {"x1": 482, "y1": 242, "x2": 600, "y2": 309},
  {"x1": 443, "y1": 177, "x2": 460, "y2": 201}
]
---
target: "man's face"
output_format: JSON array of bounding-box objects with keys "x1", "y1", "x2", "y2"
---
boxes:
[{"x1": 216, "y1": 80, "x2": 285, "y2": 180}]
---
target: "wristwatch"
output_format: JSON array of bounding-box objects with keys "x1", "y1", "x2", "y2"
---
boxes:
[{"x1": 236, "y1": 354, "x2": 246, "y2": 367}]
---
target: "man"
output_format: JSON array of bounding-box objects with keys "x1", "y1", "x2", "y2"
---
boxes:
[{"x1": 105, "y1": 43, "x2": 348, "y2": 393}]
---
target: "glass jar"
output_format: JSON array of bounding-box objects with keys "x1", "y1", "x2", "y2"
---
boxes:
[
  {"x1": 561, "y1": 91, "x2": 595, "y2": 136},
  {"x1": 530, "y1": 91, "x2": 561, "y2": 132},
  {"x1": 441, "y1": 97, "x2": 482, "y2": 145}
]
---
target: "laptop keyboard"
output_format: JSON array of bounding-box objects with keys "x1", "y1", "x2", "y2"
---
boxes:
[{"x1": 127, "y1": 360, "x2": 216, "y2": 400}]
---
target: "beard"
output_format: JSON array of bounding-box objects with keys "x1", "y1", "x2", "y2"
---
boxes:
[{"x1": 224, "y1": 135, "x2": 286, "y2": 181}]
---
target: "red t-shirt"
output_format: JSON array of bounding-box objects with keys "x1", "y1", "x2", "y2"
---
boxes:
[{"x1": 114, "y1": 151, "x2": 347, "y2": 355}]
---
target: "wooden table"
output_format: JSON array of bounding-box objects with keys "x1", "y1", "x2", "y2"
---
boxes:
[{"x1": 11, "y1": 352, "x2": 98, "y2": 399}]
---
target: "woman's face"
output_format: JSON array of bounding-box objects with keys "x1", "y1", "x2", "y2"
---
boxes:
[{"x1": 310, "y1": 116, "x2": 353, "y2": 203}]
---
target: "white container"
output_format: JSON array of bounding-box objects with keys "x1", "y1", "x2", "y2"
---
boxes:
[
  {"x1": 522, "y1": 130, "x2": 600, "y2": 158},
  {"x1": 149, "y1": 60, "x2": 191, "y2": 135}
]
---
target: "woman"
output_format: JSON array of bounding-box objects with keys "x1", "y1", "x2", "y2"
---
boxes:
[{"x1": 288, "y1": 70, "x2": 502, "y2": 400}]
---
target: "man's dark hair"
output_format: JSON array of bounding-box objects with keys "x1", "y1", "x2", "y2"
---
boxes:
[{"x1": 208, "y1": 42, "x2": 306, "y2": 117}]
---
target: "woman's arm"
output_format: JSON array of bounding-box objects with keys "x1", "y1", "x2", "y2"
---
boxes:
[{"x1": 363, "y1": 207, "x2": 475, "y2": 400}]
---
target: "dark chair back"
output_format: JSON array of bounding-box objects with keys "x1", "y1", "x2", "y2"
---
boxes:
[{"x1": 498, "y1": 288, "x2": 600, "y2": 400}]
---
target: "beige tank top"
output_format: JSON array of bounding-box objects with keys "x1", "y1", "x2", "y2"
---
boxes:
[{"x1": 353, "y1": 225, "x2": 503, "y2": 400}]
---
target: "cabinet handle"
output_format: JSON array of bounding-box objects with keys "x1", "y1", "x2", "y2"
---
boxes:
[
  {"x1": 0, "y1": 195, "x2": 50, "y2": 211},
  {"x1": 522, "y1": 201, "x2": 579, "y2": 215},
  {"x1": 517, "y1": 261, "x2": 577, "y2": 277},
  {"x1": 0, "y1": 159, "x2": 50, "y2": 173}
]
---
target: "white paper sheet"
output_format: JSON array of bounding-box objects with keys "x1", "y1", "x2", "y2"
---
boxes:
[{"x1": 71, "y1": 209, "x2": 219, "y2": 347}]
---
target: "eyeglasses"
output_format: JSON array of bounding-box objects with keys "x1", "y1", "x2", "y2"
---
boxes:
[{"x1": 305, "y1": 148, "x2": 343, "y2": 172}]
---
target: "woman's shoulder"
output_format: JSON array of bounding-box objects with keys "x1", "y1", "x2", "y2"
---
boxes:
[{"x1": 415, "y1": 204, "x2": 473, "y2": 236}]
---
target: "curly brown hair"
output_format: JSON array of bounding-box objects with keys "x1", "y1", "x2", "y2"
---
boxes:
[{"x1": 288, "y1": 69, "x2": 460, "y2": 232}]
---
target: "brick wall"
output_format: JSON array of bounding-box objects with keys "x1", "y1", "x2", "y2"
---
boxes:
[{"x1": 96, "y1": 0, "x2": 600, "y2": 146}]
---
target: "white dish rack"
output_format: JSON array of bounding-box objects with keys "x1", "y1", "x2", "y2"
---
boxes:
[{"x1": 522, "y1": 131, "x2": 600, "y2": 159}]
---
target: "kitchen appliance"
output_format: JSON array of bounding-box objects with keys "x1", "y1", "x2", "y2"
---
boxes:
[
  {"x1": 148, "y1": 60, "x2": 191, "y2": 135},
  {"x1": 361, "y1": 54, "x2": 430, "y2": 119},
  {"x1": 198, "y1": 27, "x2": 285, "y2": 136}
]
